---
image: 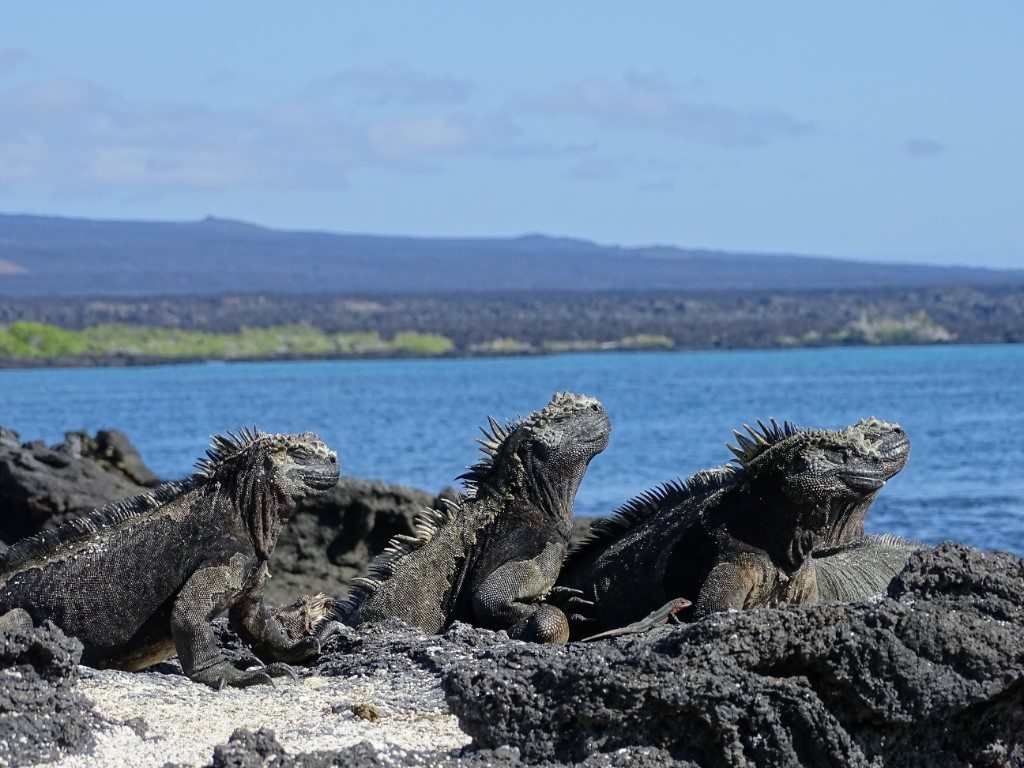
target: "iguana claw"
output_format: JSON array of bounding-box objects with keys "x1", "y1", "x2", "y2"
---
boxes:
[
  {"x1": 194, "y1": 660, "x2": 299, "y2": 689},
  {"x1": 263, "y1": 662, "x2": 300, "y2": 681},
  {"x1": 547, "y1": 586, "x2": 595, "y2": 610}
]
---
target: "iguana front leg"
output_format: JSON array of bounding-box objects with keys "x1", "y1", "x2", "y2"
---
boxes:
[
  {"x1": 170, "y1": 554, "x2": 297, "y2": 689},
  {"x1": 693, "y1": 560, "x2": 761, "y2": 618},
  {"x1": 472, "y1": 542, "x2": 570, "y2": 644},
  {"x1": 229, "y1": 565, "x2": 341, "y2": 663}
]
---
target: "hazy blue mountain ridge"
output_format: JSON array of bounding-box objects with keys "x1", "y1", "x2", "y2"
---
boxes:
[{"x1": 1, "y1": 213, "x2": 1021, "y2": 297}]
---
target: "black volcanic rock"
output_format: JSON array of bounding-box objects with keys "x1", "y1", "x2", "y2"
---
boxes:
[
  {"x1": 0, "y1": 427, "x2": 153, "y2": 544},
  {"x1": 0, "y1": 622, "x2": 97, "y2": 766},
  {"x1": 442, "y1": 543, "x2": 1024, "y2": 767},
  {"x1": 208, "y1": 544, "x2": 1024, "y2": 768},
  {"x1": 201, "y1": 727, "x2": 681, "y2": 768}
]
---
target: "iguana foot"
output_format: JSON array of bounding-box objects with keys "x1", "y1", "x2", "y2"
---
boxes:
[
  {"x1": 581, "y1": 598, "x2": 691, "y2": 642},
  {"x1": 508, "y1": 604, "x2": 570, "y2": 644},
  {"x1": 190, "y1": 661, "x2": 299, "y2": 689},
  {"x1": 258, "y1": 635, "x2": 321, "y2": 664},
  {"x1": 546, "y1": 586, "x2": 594, "y2": 611},
  {"x1": 547, "y1": 587, "x2": 597, "y2": 627},
  {"x1": 257, "y1": 618, "x2": 345, "y2": 664}
]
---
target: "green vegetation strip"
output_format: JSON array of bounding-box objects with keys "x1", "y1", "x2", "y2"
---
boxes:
[
  {"x1": 0, "y1": 322, "x2": 454, "y2": 360},
  {"x1": 0, "y1": 323, "x2": 682, "y2": 362}
]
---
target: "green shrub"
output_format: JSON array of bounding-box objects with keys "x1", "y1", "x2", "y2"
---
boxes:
[
  {"x1": 618, "y1": 334, "x2": 674, "y2": 349},
  {"x1": 0, "y1": 322, "x2": 88, "y2": 356},
  {"x1": 469, "y1": 338, "x2": 535, "y2": 354},
  {"x1": 832, "y1": 312, "x2": 954, "y2": 345},
  {"x1": 389, "y1": 331, "x2": 454, "y2": 356},
  {"x1": 542, "y1": 339, "x2": 601, "y2": 352}
]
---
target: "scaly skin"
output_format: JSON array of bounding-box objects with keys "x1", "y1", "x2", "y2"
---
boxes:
[
  {"x1": 336, "y1": 392, "x2": 611, "y2": 644},
  {"x1": 813, "y1": 533, "x2": 924, "y2": 603},
  {"x1": 0, "y1": 429, "x2": 341, "y2": 689},
  {"x1": 558, "y1": 418, "x2": 910, "y2": 638}
]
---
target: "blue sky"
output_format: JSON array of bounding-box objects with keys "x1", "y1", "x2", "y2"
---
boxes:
[{"x1": 1, "y1": 2, "x2": 1021, "y2": 266}]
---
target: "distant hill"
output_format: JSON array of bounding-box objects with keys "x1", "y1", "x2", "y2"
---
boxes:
[{"x1": 0, "y1": 213, "x2": 1021, "y2": 297}]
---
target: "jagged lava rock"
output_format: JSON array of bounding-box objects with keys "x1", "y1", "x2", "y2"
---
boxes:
[
  {"x1": 443, "y1": 543, "x2": 1024, "y2": 767},
  {"x1": 0, "y1": 427, "x2": 153, "y2": 544},
  {"x1": 201, "y1": 727, "x2": 685, "y2": 767},
  {"x1": 0, "y1": 621, "x2": 97, "y2": 766}
]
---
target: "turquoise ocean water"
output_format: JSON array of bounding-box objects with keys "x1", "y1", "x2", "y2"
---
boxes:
[{"x1": 1, "y1": 345, "x2": 1021, "y2": 553}]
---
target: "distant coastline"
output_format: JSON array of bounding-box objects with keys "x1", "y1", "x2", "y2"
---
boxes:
[
  {"x1": 2, "y1": 284, "x2": 1022, "y2": 370},
  {"x1": 0, "y1": 320, "x2": 996, "y2": 371}
]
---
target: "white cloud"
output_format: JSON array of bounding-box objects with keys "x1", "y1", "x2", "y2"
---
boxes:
[
  {"x1": 520, "y1": 72, "x2": 813, "y2": 148},
  {"x1": 0, "y1": 66, "x2": 813, "y2": 197},
  {"x1": 0, "y1": 75, "x2": 490, "y2": 193},
  {"x1": 309, "y1": 65, "x2": 472, "y2": 105},
  {"x1": 367, "y1": 116, "x2": 472, "y2": 160}
]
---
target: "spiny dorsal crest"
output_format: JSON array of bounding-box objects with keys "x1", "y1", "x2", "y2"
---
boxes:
[
  {"x1": 725, "y1": 418, "x2": 803, "y2": 466},
  {"x1": 195, "y1": 426, "x2": 268, "y2": 475},
  {"x1": 335, "y1": 500, "x2": 459, "y2": 617},
  {"x1": 194, "y1": 427, "x2": 317, "y2": 476},
  {"x1": 459, "y1": 414, "x2": 524, "y2": 490},
  {"x1": 564, "y1": 466, "x2": 738, "y2": 567},
  {"x1": 458, "y1": 391, "x2": 601, "y2": 491},
  {"x1": 0, "y1": 477, "x2": 198, "y2": 575}
]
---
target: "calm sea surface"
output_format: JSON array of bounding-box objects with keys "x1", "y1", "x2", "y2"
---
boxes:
[{"x1": 1, "y1": 345, "x2": 1021, "y2": 554}]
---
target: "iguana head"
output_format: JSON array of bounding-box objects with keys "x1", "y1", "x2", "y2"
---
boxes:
[
  {"x1": 461, "y1": 392, "x2": 611, "y2": 522},
  {"x1": 727, "y1": 418, "x2": 909, "y2": 572},
  {"x1": 197, "y1": 428, "x2": 340, "y2": 558}
]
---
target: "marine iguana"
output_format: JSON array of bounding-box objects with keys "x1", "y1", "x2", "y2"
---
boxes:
[
  {"x1": 813, "y1": 533, "x2": 923, "y2": 603},
  {"x1": 819, "y1": 417, "x2": 911, "y2": 546},
  {"x1": 335, "y1": 392, "x2": 611, "y2": 643},
  {"x1": 557, "y1": 417, "x2": 910, "y2": 638},
  {"x1": 0, "y1": 428, "x2": 340, "y2": 688}
]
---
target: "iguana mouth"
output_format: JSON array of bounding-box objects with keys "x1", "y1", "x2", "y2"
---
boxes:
[
  {"x1": 303, "y1": 471, "x2": 341, "y2": 491},
  {"x1": 578, "y1": 434, "x2": 610, "y2": 450},
  {"x1": 838, "y1": 469, "x2": 886, "y2": 491},
  {"x1": 879, "y1": 431, "x2": 910, "y2": 469}
]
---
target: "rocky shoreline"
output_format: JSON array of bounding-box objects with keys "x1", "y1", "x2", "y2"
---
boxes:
[{"x1": 2, "y1": 428, "x2": 1022, "y2": 767}]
